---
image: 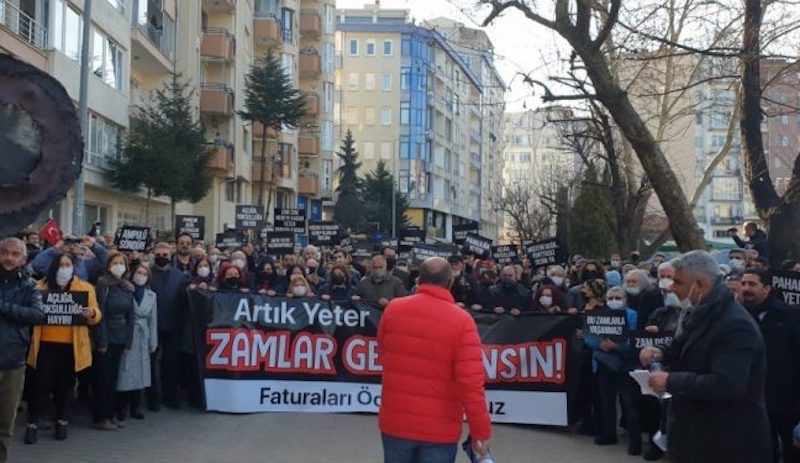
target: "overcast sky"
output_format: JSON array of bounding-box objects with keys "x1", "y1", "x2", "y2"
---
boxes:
[{"x1": 336, "y1": 0, "x2": 562, "y2": 112}]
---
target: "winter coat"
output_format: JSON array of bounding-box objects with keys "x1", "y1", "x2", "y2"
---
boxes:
[
  {"x1": 356, "y1": 273, "x2": 407, "y2": 302},
  {"x1": 584, "y1": 306, "x2": 637, "y2": 372},
  {"x1": 378, "y1": 284, "x2": 491, "y2": 444},
  {"x1": 117, "y1": 288, "x2": 157, "y2": 391},
  {"x1": 450, "y1": 273, "x2": 482, "y2": 307},
  {"x1": 94, "y1": 276, "x2": 135, "y2": 348},
  {"x1": 662, "y1": 282, "x2": 771, "y2": 463},
  {"x1": 0, "y1": 270, "x2": 45, "y2": 370},
  {"x1": 646, "y1": 304, "x2": 682, "y2": 335},
  {"x1": 317, "y1": 283, "x2": 357, "y2": 300},
  {"x1": 733, "y1": 229, "x2": 769, "y2": 263},
  {"x1": 486, "y1": 281, "x2": 530, "y2": 311},
  {"x1": 149, "y1": 265, "x2": 189, "y2": 333}
]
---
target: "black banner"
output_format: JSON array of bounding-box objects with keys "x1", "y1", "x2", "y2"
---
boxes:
[
  {"x1": 114, "y1": 226, "x2": 151, "y2": 252},
  {"x1": 771, "y1": 270, "x2": 800, "y2": 307},
  {"x1": 411, "y1": 243, "x2": 456, "y2": 263},
  {"x1": 463, "y1": 233, "x2": 492, "y2": 258},
  {"x1": 308, "y1": 221, "x2": 341, "y2": 247},
  {"x1": 453, "y1": 221, "x2": 480, "y2": 245},
  {"x1": 175, "y1": 215, "x2": 205, "y2": 241},
  {"x1": 216, "y1": 230, "x2": 245, "y2": 250},
  {"x1": 235, "y1": 205, "x2": 265, "y2": 230},
  {"x1": 582, "y1": 309, "x2": 630, "y2": 343},
  {"x1": 274, "y1": 208, "x2": 307, "y2": 234},
  {"x1": 398, "y1": 227, "x2": 425, "y2": 252},
  {"x1": 188, "y1": 291, "x2": 581, "y2": 425},
  {"x1": 526, "y1": 238, "x2": 564, "y2": 267},
  {"x1": 492, "y1": 245, "x2": 519, "y2": 265},
  {"x1": 40, "y1": 291, "x2": 88, "y2": 325},
  {"x1": 266, "y1": 231, "x2": 296, "y2": 254}
]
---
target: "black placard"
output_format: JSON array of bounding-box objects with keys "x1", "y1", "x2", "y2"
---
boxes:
[
  {"x1": 308, "y1": 221, "x2": 341, "y2": 246},
  {"x1": 453, "y1": 221, "x2": 480, "y2": 245},
  {"x1": 274, "y1": 208, "x2": 307, "y2": 234},
  {"x1": 492, "y1": 245, "x2": 519, "y2": 265},
  {"x1": 771, "y1": 270, "x2": 800, "y2": 307},
  {"x1": 266, "y1": 231, "x2": 296, "y2": 254},
  {"x1": 114, "y1": 226, "x2": 151, "y2": 252},
  {"x1": 351, "y1": 241, "x2": 375, "y2": 260},
  {"x1": 216, "y1": 231, "x2": 245, "y2": 250},
  {"x1": 526, "y1": 238, "x2": 564, "y2": 267},
  {"x1": 176, "y1": 215, "x2": 205, "y2": 240},
  {"x1": 411, "y1": 243, "x2": 456, "y2": 263},
  {"x1": 40, "y1": 291, "x2": 88, "y2": 326},
  {"x1": 338, "y1": 236, "x2": 353, "y2": 254},
  {"x1": 632, "y1": 330, "x2": 674, "y2": 350},
  {"x1": 235, "y1": 205, "x2": 265, "y2": 230},
  {"x1": 582, "y1": 309, "x2": 630, "y2": 343},
  {"x1": 463, "y1": 233, "x2": 492, "y2": 258},
  {"x1": 399, "y1": 227, "x2": 425, "y2": 252}
]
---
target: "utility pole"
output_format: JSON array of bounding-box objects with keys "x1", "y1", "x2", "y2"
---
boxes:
[
  {"x1": 71, "y1": 0, "x2": 93, "y2": 235},
  {"x1": 391, "y1": 141, "x2": 397, "y2": 238}
]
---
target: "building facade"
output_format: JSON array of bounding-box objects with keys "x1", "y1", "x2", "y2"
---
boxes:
[{"x1": 335, "y1": 5, "x2": 505, "y2": 241}]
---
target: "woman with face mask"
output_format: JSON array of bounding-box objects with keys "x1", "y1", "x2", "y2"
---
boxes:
[
  {"x1": 584, "y1": 286, "x2": 641, "y2": 455},
  {"x1": 215, "y1": 263, "x2": 247, "y2": 293},
  {"x1": 531, "y1": 285, "x2": 565, "y2": 313},
  {"x1": 116, "y1": 264, "x2": 158, "y2": 422},
  {"x1": 189, "y1": 257, "x2": 214, "y2": 290},
  {"x1": 286, "y1": 274, "x2": 314, "y2": 298},
  {"x1": 318, "y1": 264, "x2": 358, "y2": 301},
  {"x1": 93, "y1": 252, "x2": 136, "y2": 430},
  {"x1": 25, "y1": 253, "x2": 102, "y2": 444},
  {"x1": 256, "y1": 260, "x2": 279, "y2": 296}
]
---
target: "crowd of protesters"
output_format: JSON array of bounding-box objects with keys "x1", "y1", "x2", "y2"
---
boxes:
[{"x1": 1, "y1": 222, "x2": 800, "y2": 462}]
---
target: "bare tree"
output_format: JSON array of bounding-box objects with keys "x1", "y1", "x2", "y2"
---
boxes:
[{"x1": 496, "y1": 181, "x2": 556, "y2": 243}]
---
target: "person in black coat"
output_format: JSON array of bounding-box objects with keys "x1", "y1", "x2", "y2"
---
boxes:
[
  {"x1": 641, "y1": 251, "x2": 771, "y2": 463},
  {"x1": 740, "y1": 268, "x2": 800, "y2": 463},
  {"x1": 486, "y1": 265, "x2": 530, "y2": 315},
  {"x1": 729, "y1": 221, "x2": 769, "y2": 264},
  {"x1": 448, "y1": 255, "x2": 482, "y2": 310},
  {"x1": 318, "y1": 264, "x2": 359, "y2": 301}
]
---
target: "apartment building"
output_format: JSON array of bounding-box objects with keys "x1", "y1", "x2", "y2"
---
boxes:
[
  {"x1": 762, "y1": 58, "x2": 800, "y2": 197},
  {"x1": 335, "y1": 5, "x2": 505, "y2": 241},
  {"x1": 1, "y1": 0, "x2": 335, "y2": 237}
]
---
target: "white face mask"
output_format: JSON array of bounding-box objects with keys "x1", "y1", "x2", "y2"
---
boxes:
[
  {"x1": 110, "y1": 264, "x2": 126, "y2": 278},
  {"x1": 549, "y1": 276, "x2": 564, "y2": 287},
  {"x1": 664, "y1": 292, "x2": 681, "y2": 308},
  {"x1": 232, "y1": 259, "x2": 246, "y2": 270},
  {"x1": 209, "y1": 255, "x2": 219, "y2": 264},
  {"x1": 729, "y1": 258, "x2": 744, "y2": 269},
  {"x1": 607, "y1": 299, "x2": 625, "y2": 310},
  {"x1": 539, "y1": 296, "x2": 553, "y2": 308},
  {"x1": 292, "y1": 286, "x2": 308, "y2": 297},
  {"x1": 133, "y1": 274, "x2": 148, "y2": 287},
  {"x1": 56, "y1": 266, "x2": 74, "y2": 286},
  {"x1": 197, "y1": 266, "x2": 211, "y2": 278},
  {"x1": 677, "y1": 282, "x2": 698, "y2": 311},
  {"x1": 610, "y1": 260, "x2": 621, "y2": 268},
  {"x1": 625, "y1": 286, "x2": 641, "y2": 296},
  {"x1": 658, "y1": 278, "x2": 674, "y2": 290}
]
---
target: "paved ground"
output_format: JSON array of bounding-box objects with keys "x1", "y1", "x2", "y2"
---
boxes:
[{"x1": 10, "y1": 408, "x2": 646, "y2": 462}]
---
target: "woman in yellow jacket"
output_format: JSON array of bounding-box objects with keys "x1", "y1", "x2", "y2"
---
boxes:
[{"x1": 25, "y1": 252, "x2": 101, "y2": 445}]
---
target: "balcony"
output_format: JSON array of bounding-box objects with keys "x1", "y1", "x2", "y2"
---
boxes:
[
  {"x1": 131, "y1": 23, "x2": 174, "y2": 74},
  {"x1": 207, "y1": 142, "x2": 234, "y2": 171},
  {"x1": 0, "y1": 0, "x2": 47, "y2": 70},
  {"x1": 710, "y1": 215, "x2": 743, "y2": 226},
  {"x1": 251, "y1": 159, "x2": 274, "y2": 182},
  {"x1": 200, "y1": 83, "x2": 234, "y2": 117},
  {"x1": 203, "y1": 0, "x2": 235, "y2": 12},
  {"x1": 304, "y1": 93, "x2": 320, "y2": 117},
  {"x1": 298, "y1": 135, "x2": 319, "y2": 157},
  {"x1": 299, "y1": 53, "x2": 321, "y2": 78},
  {"x1": 201, "y1": 28, "x2": 235, "y2": 62},
  {"x1": 253, "y1": 14, "x2": 280, "y2": 46},
  {"x1": 252, "y1": 122, "x2": 280, "y2": 139},
  {"x1": 298, "y1": 172, "x2": 320, "y2": 196},
  {"x1": 299, "y1": 11, "x2": 321, "y2": 38}
]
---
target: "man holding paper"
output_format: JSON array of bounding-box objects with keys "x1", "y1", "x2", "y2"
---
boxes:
[{"x1": 639, "y1": 251, "x2": 770, "y2": 463}]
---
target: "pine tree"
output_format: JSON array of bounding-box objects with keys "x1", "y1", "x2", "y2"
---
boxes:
[
  {"x1": 568, "y1": 178, "x2": 617, "y2": 259},
  {"x1": 239, "y1": 52, "x2": 306, "y2": 210},
  {"x1": 333, "y1": 130, "x2": 364, "y2": 232},
  {"x1": 361, "y1": 160, "x2": 410, "y2": 235},
  {"x1": 108, "y1": 72, "x2": 212, "y2": 226}
]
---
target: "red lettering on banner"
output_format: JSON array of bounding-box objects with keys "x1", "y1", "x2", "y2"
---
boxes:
[
  {"x1": 342, "y1": 336, "x2": 382, "y2": 375},
  {"x1": 482, "y1": 339, "x2": 566, "y2": 384},
  {"x1": 205, "y1": 329, "x2": 338, "y2": 374}
]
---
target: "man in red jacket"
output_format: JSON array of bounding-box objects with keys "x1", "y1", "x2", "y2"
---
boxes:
[{"x1": 378, "y1": 257, "x2": 491, "y2": 462}]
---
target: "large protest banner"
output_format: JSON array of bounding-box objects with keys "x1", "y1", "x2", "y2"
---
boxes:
[
  {"x1": 187, "y1": 291, "x2": 581, "y2": 426},
  {"x1": 771, "y1": 270, "x2": 800, "y2": 307}
]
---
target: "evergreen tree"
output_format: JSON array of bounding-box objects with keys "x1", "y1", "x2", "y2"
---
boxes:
[
  {"x1": 333, "y1": 130, "x2": 364, "y2": 232},
  {"x1": 108, "y1": 72, "x2": 211, "y2": 226},
  {"x1": 568, "y1": 178, "x2": 617, "y2": 259},
  {"x1": 239, "y1": 52, "x2": 306, "y2": 209},
  {"x1": 361, "y1": 160, "x2": 410, "y2": 235}
]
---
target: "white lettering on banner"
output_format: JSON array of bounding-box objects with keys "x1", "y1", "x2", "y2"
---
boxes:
[
  {"x1": 203, "y1": 379, "x2": 568, "y2": 425},
  {"x1": 482, "y1": 339, "x2": 566, "y2": 384},
  {"x1": 232, "y1": 299, "x2": 370, "y2": 328},
  {"x1": 206, "y1": 329, "x2": 336, "y2": 373}
]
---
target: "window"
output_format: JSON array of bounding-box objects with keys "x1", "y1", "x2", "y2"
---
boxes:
[
  {"x1": 347, "y1": 72, "x2": 358, "y2": 91},
  {"x1": 281, "y1": 8, "x2": 294, "y2": 43},
  {"x1": 278, "y1": 143, "x2": 292, "y2": 178},
  {"x1": 383, "y1": 40, "x2": 393, "y2": 56},
  {"x1": 105, "y1": 0, "x2": 124, "y2": 12},
  {"x1": 365, "y1": 73, "x2": 376, "y2": 91},
  {"x1": 710, "y1": 112, "x2": 730, "y2": 129},
  {"x1": 382, "y1": 73, "x2": 392, "y2": 91},
  {"x1": 282, "y1": 53, "x2": 295, "y2": 83},
  {"x1": 401, "y1": 35, "x2": 410, "y2": 56},
  {"x1": 349, "y1": 38, "x2": 358, "y2": 56},
  {"x1": 366, "y1": 40, "x2": 376, "y2": 56},
  {"x1": 400, "y1": 67, "x2": 410, "y2": 90},
  {"x1": 400, "y1": 102, "x2": 410, "y2": 125},
  {"x1": 399, "y1": 137, "x2": 409, "y2": 159},
  {"x1": 322, "y1": 82, "x2": 333, "y2": 113},
  {"x1": 84, "y1": 205, "x2": 109, "y2": 234},
  {"x1": 345, "y1": 106, "x2": 359, "y2": 124},
  {"x1": 364, "y1": 107, "x2": 376, "y2": 125},
  {"x1": 324, "y1": 4, "x2": 335, "y2": 34},
  {"x1": 321, "y1": 121, "x2": 333, "y2": 151},
  {"x1": 255, "y1": 0, "x2": 281, "y2": 17},
  {"x1": 322, "y1": 43, "x2": 334, "y2": 74},
  {"x1": 521, "y1": 153, "x2": 531, "y2": 163},
  {"x1": 780, "y1": 115, "x2": 789, "y2": 125},
  {"x1": 87, "y1": 113, "x2": 122, "y2": 169},
  {"x1": 381, "y1": 142, "x2": 392, "y2": 160},
  {"x1": 54, "y1": 0, "x2": 82, "y2": 60},
  {"x1": 91, "y1": 28, "x2": 123, "y2": 90},
  {"x1": 363, "y1": 142, "x2": 375, "y2": 160},
  {"x1": 381, "y1": 107, "x2": 392, "y2": 125}
]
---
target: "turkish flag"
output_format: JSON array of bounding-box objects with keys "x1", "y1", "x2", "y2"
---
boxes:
[{"x1": 39, "y1": 219, "x2": 62, "y2": 246}]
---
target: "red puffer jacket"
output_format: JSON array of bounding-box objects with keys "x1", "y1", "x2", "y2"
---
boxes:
[{"x1": 377, "y1": 284, "x2": 491, "y2": 443}]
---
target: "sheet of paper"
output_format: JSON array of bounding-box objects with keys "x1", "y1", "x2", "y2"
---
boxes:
[{"x1": 629, "y1": 369, "x2": 672, "y2": 399}]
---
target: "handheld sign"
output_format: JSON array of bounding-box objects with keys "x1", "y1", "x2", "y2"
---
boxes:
[
  {"x1": 492, "y1": 245, "x2": 519, "y2": 265},
  {"x1": 274, "y1": 208, "x2": 307, "y2": 234},
  {"x1": 176, "y1": 215, "x2": 205, "y2": 240},
  {"x1": 583, "y1": 309, "x2": 630, "y2": 343},
  {"x1": 526, "y1": 238, "x2": 563, "y2": 267},
  {"x1": 399, "y1": 227, "x2": 425, "y2": 252},
  {"x1": 771, "y1": 270, "x2": 800, "y2": 307},
  {"x1": 308, "y1": 221, "x2": 340, "y2": 247},
  {"x1": 114, "y1": 226, "x2": 151, "y2": 252},
  {"x1": 40, "y1": 291, "x2": 88, "y2": 326},
  {"x1": 632, "y1": 330, "x2": 674, "y2": 350},
  {"x1": 463, "y1": 233, "x2": 492, "y2": 258},
  {"x1": 216, "y1": 231, "x2": 245, "y2": 250},
  {"x1": 235, "y1": 205, "x2": 265, "y2": 230},
  {"x1": 411, "y1": 243, "x2": 455, "y2": 264},
  {"x1": 453, "y1": 221, "x2": 479, "y2": 245},
  {"x1": 266, "y1": 231, "x2": 296, "y2": 254}
]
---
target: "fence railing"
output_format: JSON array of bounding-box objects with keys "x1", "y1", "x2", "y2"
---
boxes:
[{"x1": 0, "y1": 0, "x2": 47, "y2": 49}]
